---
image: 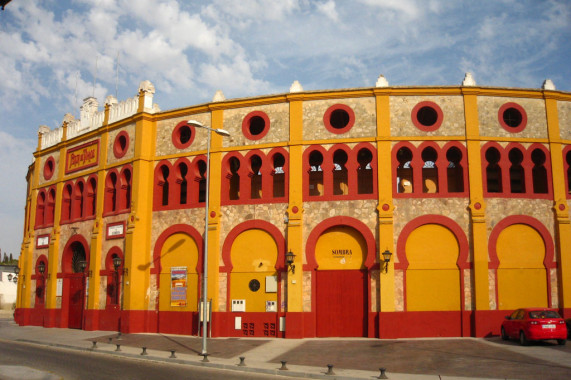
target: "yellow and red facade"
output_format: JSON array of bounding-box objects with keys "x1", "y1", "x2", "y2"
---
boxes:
[{"x1": 16, "y1": 80, "x2": 571, "y2": 338}]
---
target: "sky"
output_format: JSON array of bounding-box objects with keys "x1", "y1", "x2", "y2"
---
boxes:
[{"x1": 0, "y1": 0, "x2": 569, "y2": 258}]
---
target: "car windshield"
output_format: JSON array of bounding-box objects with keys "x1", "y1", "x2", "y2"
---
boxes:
[{"x1": 528, "y1": 310, "x2": 561, "y2": 319}]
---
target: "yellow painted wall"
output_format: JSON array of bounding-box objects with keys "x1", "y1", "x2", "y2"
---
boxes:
[
  {"x1": 405, "y1": 224, "x2": 461, "y2": 311},
  {"x1": 315, "y1": 226, "x2": 366, "y2": 270},
  {"x1": 496, "y1": 224, "x2": 547, "y2": 309},
  {"x1": 230, "y1": 229, "x2": 278, "y2": 312},
  {"x1": 158, "y1": 232, "x2": 199, "y2": 311}
]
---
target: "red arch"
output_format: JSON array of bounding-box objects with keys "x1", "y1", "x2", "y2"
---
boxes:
[
  {"x1": 32, "y1": 254, "x2": 49, "y2": 280},
  {"x1": 305, "y1": 216, "x2": 377, "y2": 271},
  {"x1": 488, "y1": 215, "x2": 555, "y2": 270},
  {"x1": 396, "y1": 215, "x2": 469, "y2": 270},
  {"x1": 221, "y1": 220, "x2": 286, "y2": 273},
  {"x1": 488, "y1": 215, "x2": 555, "y2": 308},
  {"x1": 152, "y1": 224, "x2": 204, "y2": 275},
  {"x1": 61, "y1": 234, "x2": 91, "y2": 274}
]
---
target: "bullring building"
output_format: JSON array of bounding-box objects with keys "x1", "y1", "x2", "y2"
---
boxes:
[{"x1": 15, "y1": 74, "x2": 571, "y2": 339}]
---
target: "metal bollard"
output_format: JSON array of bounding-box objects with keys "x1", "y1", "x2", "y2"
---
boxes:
[
  {"x1": 169, "y1": 350, "x2": 176, "y2": 358},
  {"x1": 378, "y1": 367, "x2": 388, "y2": 379},
  {"x1": 238, "y1": 356, "x2": 246, "y2": 366},
  {"x1": 91, "y1": 341, "x2": 97, "y2": 349},
  {"x1": 108, "y1": 337, "x2": 113, "y2": 344},
  {"x1": 201, "y1": 353, "x2": 209, "y2": 363},
  {"x1": 279, "y1": 361, "x2": 288, "y2": 370},
  {"x1": 326, "y1": 364, "x2": 335, "y2": 375},
  {"x1": 115, "y1": 344, "x2": 121, "y2": 352},
  {"x1": 141, "y1": 347, "x2": 148, "y2": 356}
]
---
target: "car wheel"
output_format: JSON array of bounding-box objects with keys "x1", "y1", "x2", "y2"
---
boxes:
[
  {"x1": 501, "y1": 327, "x2": 508, "y2": 341},
  {"x1": 557, "y1": 339, "x2": 567, "y2": 346},
  {"x1": 519, "y1": 331, "x2": 529, "y2": 346}
]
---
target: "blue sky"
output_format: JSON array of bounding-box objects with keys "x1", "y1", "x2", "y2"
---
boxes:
[{"x1": 0, "y1": 0, "x2": 570, "y2": 258}]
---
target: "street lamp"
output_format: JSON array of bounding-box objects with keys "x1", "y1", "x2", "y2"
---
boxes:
[{"x1": 186, "y1": 119, "x2": 230, "y2": 358}]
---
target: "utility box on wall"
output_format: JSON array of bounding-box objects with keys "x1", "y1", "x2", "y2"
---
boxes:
[{"x1": 232, "y1": 299, "x2": 246, "y2": 312}]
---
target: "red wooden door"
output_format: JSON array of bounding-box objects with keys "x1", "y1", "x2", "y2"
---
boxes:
[
  {"x1": 316, "y1": 270, "x2": 367, "y2": 337},
  {"x1": 68, "y1": 276, "x2": 85, "y2": 329}
]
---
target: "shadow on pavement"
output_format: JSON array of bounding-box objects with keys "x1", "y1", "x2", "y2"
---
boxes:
[{"x1": 270, "y1": 339, "x2": 571, "y2": 380}]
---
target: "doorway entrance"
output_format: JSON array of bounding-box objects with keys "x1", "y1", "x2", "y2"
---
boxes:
[
  {"x1": 67, "y1": 242, "x2": 86, "y2": 329},
  {"x1": 314, "y1": 225, "x2": 368, "y2": 337}
]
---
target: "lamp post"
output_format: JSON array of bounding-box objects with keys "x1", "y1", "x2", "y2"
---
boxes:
[{"x1": 186, "y1": 119, "x2": 230, "y2": 357}]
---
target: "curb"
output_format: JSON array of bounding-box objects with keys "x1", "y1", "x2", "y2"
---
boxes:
[{"x1": 11, "y1": 338, "x2": 381, "y2": 380}]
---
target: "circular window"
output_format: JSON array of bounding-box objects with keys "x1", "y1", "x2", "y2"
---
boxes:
[
  {"x1": 498, "y1": 102, "x2": 527, "y2": 133},
  {"x1": 323, "y1": 104, "x2": 355, "y2": 134},
  {"x1": 113, "y1": 131, "x2": 129, "y2": 159},
  {"x1": 43, "y1": 156, "x2": 55, "y2": 180},
  {"x1": 248, "y1": 279, "x2": 260, "y2": 292},
  {"x1": 242, "y1": 111, "x2": 270, "y2": 140},
  {"x1": 411, "y1": 101, "x2": 443, "y2": 131},
  {"x1": 172, "y1": 121, "x2": 195, "y2": 149}
]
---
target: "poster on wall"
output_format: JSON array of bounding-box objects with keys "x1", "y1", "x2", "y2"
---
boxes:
[{"x1": 170, "y1": 267, "x2": 187, "y2": 307}]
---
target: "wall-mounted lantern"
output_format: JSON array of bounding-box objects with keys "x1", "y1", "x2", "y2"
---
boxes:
[
  {"x1": 285, "y1": 250, "x2": 296, "y2": 274},
  {"x1": 382, "y1": 250, "x2": 392, "y2": 273},
  {"x1": 113, "y1": 256, "x2": 122, "y2": 272}
]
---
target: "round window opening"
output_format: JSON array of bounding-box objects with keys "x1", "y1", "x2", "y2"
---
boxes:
[
  {"x1": 118, "y1": 135, "x2": 127, "y2": 151},
  {"x1": 498, "y1": 103, "x2": 527, "y2": 132},
  {"x1": 330, "y1": 109, "x2": 350, "y2": 129},
  {"x1": 417, "y1": 106, "x2": 438, "y2": 127},
  {"x1": 249, "y1": 279, "x2": 260, "y2": 292},
  {"x1": 249, "y1": 116, "x2": 265, "y2": 136},
  {"x1": 242, "y1": 111, "x2": 270, "y2": 140},
  {"x1": 43, "y1": 157, "x2": 55, "y2": 180},
  {"x1": 411, "y1": 101, "x2": 443, "y2": 131},
  {"x1": 113, "y1": 132, "x2": 129, "y2": 158},
  {"x1": 179, "y1": 125, "x2": 192, "y2": 144},
  {"x1": 502, "y1": 107, "x2": 522, "y2": 128},
  {"x1": 323, "y1": 104, "x2": 355, "y2": 134}
]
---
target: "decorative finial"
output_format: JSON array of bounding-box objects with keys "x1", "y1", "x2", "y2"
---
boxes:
[
  {"x1": 375, "y1": 75, "x2": 389, "y2": 87},
  {"x1": 462, "y1": 72, "x2": 476, "y2": 86},
  {"x1": 290, "y1": 80, "x2": 303, "y2": 93},
  {"x1": 542, "y1": 79, "x2": 556, "y2": 90},
  {"x1": 212, "y1": 90, "x2": 226, "y2": 102},
  {"x1": 138, "y1": 80, "x2": 155, "y2": 94}
]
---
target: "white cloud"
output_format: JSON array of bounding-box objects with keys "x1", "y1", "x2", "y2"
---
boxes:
[
  {"x1": 357, "y1": 0, "x2": 423, "y2": 19},
  {"x1": 316, "y1": 0, "x2": 339, "y2": 22},
  {"x1": 0, "y1": 131, "x2": 35, "y2": 258}
]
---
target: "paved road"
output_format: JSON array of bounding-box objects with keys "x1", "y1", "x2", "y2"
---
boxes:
[
  {"x1": 0, "y1": 340, "x2": 300, "y2": 380},
  {"x1": 1, "y1": 312, "x2": 570, "y2": 380}
]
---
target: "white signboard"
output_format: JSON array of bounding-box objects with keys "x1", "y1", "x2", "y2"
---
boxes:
[
  {"x1": 56, "y1": 279, "x2": 63, "y2": 297},
  {"x1": 107, "y1": 223, "x2": 124, "y2": 238}
]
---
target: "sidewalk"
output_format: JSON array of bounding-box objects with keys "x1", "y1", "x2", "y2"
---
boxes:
[{"x1": 1, "y1": 311, "x2": 570, "y2": 380}]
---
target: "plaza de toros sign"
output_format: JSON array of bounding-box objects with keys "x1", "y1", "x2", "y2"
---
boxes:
[{"x1": 65, "y1": 140, "x2": 99, "y2": 174}]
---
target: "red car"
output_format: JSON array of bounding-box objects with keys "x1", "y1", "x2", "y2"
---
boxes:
[{"x1": 501, "y1": 308, "x2": 567, "y2": 346}]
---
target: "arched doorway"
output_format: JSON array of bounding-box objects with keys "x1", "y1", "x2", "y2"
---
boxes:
[
  {"x1": 66, "y1": 241, "x2": 87, "y2": 329},
  {"x1": 396, "y1": 215, "x2": 469, "y2": 337},
  {"x1": 489, "y1": 216, "x2": 554, "y2": 310},
  {"x1": 221, "y1": 220, "x2": 285, "y2": 338},
  {"x1": 315, "y1": 226, "x2": 368, "y2": 337},
  {"x1": 153, "y1": 224, "x2": 203, "y2": 335}
]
